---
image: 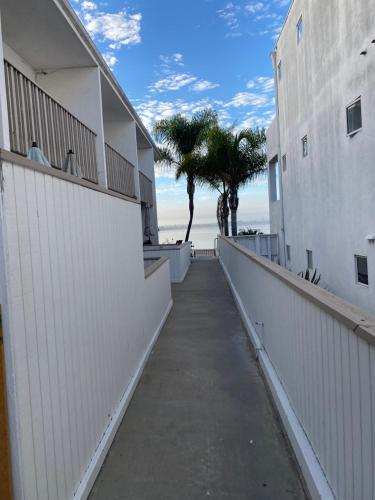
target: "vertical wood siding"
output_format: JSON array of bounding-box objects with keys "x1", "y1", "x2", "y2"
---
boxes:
[
  {"x1": 219, "y1": 237, "x2": 375, "y2": 500},
  {"x1": 0, "y1": 161, "x2": 169, "y2": 500},
  {"x1": 4, "y1": 61, "x2": 98, "y2": 183}
]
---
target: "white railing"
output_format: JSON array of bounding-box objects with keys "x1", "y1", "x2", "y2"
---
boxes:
[
  {"x1": 139, "y1": 171, "x2": 154, "y2": 206},
  {"x1": 218, "y1": 236, "x2": 375, "y2": 500},
  {"x1": 0, "y1": 155, "x2": 171, "y2": 500},
  {"x1": 232, "y1": 234, "x2": 278, "y2": 262},
  {"x1": 105, "y1": 143, "x2": 136, "y2": 198},
  {"x1": 4, "y1": 60, "x2": 98, "y2": 183}
]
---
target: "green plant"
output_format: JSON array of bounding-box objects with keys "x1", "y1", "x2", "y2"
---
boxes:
[{"x1": 298, "y1": 268, "x2": 321, "y2": 285}]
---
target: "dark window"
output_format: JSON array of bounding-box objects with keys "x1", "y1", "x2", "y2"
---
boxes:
[
  {"x1": 282, "y1": 154, "x2": 287, "y2": 171},
  {"x1": 297, "y1": 16, "x2": 303, "y2": 44},
  {"x1": 302, "y1": 135, "x2": 308, "y2": 157},
  {"x1": 269, "y1": 160, "x2": 280, "y2": 202},
  {"x1": 306, "y1": 249, "x2": 313, "y2": 269},
  {"x1": 278, "y1": 61, "x2": 282, "y2": 81},
  {"x1": 355, "y1": 255, "x2": 368, "y2": 286},
  {"x1": 347, "y1": 98, "x2": 362, "y2": 135},
  {"x1": 286, "y1": 244, "x2": 291, "y2": 261}
]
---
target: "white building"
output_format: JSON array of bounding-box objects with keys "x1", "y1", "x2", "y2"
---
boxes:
[
  {"x1": 267, "y1": 0, "x2": 375, "y2": 315},
  {"x1": 0, "y1": 1, "x2": 172, "y2": 499}
]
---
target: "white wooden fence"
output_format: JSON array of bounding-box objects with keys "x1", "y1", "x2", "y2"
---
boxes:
[
  {"x1": 218, "y1": 236, "x2": 375, "y2": 500},
  {"x1": 143, "y1": 242, "x2": 191, "y2": 283},
  {"x1": 0, "y1": 154, "x2": 172, "y2": 500},
  {"x1": 232, "y1": 234, "x2": 279, "y2": 262}
]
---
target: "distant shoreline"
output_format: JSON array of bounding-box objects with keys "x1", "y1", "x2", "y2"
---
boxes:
[{"x1": 159, "y1": 221, "x2": 270, "y2": 231}]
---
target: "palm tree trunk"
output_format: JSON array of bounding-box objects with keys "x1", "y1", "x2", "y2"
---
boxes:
[
  {"x1": 229, "y1": 188, "x2": 239, "y2": 236},
  {"x1": 185, "y1": 176, "x2": 195, "y2": 242},
  {"x1": 222, "y1": 190, "x2": 229, "y2": 236}
]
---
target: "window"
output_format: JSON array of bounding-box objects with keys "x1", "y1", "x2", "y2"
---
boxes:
[
  {"x1": 278, "y1": 61, "x2": 282, "y2": 81},
  {"x1": 355, "y1": 255, "x2": 368, "y2": 286},
  {"x1": 282, "y1": 154, "x2": 287, "y2": 172},
  {"x1": 306, "y1": 249, "x2": 313, "y2": 269},
  {"x1": 302, "y1": 135, "x2": 308, "y2": 157},
  {"x1": 346, "y1": 98, "x2": 362, "y2": 135},
  {"x1": 286, "y1": 245, "x2": 291, "y2": 261},
  {"x1": 297, "y1": 16, "x2": 303, "y2": 44},
  {"x1": 269, "y1": 159, "x2": 280, "y2": 202}
]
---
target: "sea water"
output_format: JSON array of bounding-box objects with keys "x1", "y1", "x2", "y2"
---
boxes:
[{"x1": 158, "y1": 222, "x2": 270, "y2": 249}]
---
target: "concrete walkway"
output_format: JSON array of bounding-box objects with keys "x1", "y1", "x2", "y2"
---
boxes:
[{"x1": 90, "y1": 259, "x2": 306, "y2": 500}]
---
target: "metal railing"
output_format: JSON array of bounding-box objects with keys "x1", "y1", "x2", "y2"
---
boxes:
[
  {"x1": 4, "y1": 60, "x2": 98, "y2": 183},
  {"x1": 105, "y1": 143, "x2": 136, "y2": 198},
  {"x1": 139, "y1": 171, "x2": 153, "y2": 206}
]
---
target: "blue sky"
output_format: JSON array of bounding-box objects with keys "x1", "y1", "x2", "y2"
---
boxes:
[{"x1": 73, "y1": 0, "x2": 291, "y2": 228}]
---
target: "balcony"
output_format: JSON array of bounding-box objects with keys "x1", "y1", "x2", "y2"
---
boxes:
[
  {"x1": 4, "y1": 60, "x2": 139, "y2": 200},
  {"x1": 4, "y1": 60, "x2": 98, "y2": 183},
  {"x1": 139, "y1": 171, "x2": 154, "y2": 206},
  {"x1": 105, "y1": 142, "x2": 136, "y2": 198}
]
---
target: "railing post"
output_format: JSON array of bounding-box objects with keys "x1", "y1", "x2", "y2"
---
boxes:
[{"x1": 0, "y1": 13, "x2": 10, "y2": 150}]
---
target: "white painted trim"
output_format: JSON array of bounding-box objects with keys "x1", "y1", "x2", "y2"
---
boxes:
[
  {"x1": 73, "y1": 299, "x2": 173, "y2": 500},
  {"x1": 220, "y1": 258, "x2": 335, "y2": 500}
]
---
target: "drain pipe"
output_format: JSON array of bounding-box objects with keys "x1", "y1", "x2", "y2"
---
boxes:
[{"x1": 271, "y1": 48, "x2": 287, "y2": 268}]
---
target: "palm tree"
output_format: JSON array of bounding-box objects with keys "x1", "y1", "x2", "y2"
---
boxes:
[
  {"x1": 202, "y1": 126, "x2": 266, "y2": 237},
  {"x1": 153, "y1": 109, "x2": 217, "y2": 242}
]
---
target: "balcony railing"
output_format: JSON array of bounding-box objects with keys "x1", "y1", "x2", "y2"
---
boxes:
[
  {"x1": 105, "y1": 143, "x2": 136, "y2": 198},
  {"x1": 139, "y1": 171, "x2": 153, "y2": 206},
  {"x1": 4, "y1": 60, "x2": 98, "y2": 183}
]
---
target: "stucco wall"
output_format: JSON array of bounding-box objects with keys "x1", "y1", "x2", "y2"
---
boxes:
[{"x1": 268, "y1": 0, "x2": 375, "y2": 314}]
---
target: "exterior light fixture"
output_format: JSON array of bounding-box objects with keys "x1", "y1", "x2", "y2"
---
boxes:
[
  {"x1": 63, "y1": 149, "x2": 83, "y2": 178},
  {"x1": 27, "y1": 141, "x2": 51, "y2": 166}
]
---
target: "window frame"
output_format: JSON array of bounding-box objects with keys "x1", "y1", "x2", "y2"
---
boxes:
[
  {"x1": 286, "y1": 244, "x2": 291, "y2": 262},
  {"x1": 355, "y1": 255, "x2": 369, "y2": 287},
  {"x1": 302, "y1": 135, "x2": 308, "y2": 158},
  {"x1": 346, "y1": 97, "x2": 362, "y2": 136},
  {"x1": 297, "y1": 15, "x2": 303, "y2": 44}
]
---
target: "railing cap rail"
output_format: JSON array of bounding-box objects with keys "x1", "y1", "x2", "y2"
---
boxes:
[
  {"x1": 0, "y1": 149, "x2": 139, "y2": 205},
  {"x1": 144, "y1": 256, "x2": 169, "y2": 279},
  {"x1": 219, "y1": 235, "x2": 375, "y2": 345}
]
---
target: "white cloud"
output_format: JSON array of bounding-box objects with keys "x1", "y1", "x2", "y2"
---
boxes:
[
  {"x1": 217, "y1": 3, "x2": 242, "y2": 37},
  {"x1": 150, "y1": 73, "x2": 198, "y2": 93},
  {"x1": 247, "y1": 76, "x2": 274, "y2": 93},
  {"x1": 160, "y1": 53, "x2": 184, "y2": 67},
  {"x1": 245, "y1": 2, "x2": 266, "y2": 14},
  {"x1": 82, "y1": 8, "x2": 142, "y2": 49},
  {"x1": 225, "y1": 91, "x2": 270, "y2": 108},
  {"x1": 191, "y1": 80, "x2": 220, "y2": 92},
  {"x1": 135, "y1": 98, "x2": 214, "y2": 130},
  {"x1": 102, "y1": 51, "x2": 118, "y2": 68},
  {"x1": 81, "y1": 1, "x2": 97, "y2": 11}
]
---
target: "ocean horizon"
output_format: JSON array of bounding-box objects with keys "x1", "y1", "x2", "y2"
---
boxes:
[{"x1": 158, "y1": 221, "x2": 270, "y2": 249}]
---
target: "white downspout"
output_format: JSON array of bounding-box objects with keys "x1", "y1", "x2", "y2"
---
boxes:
[{"x1": 271, "y1": 48, "x2": 287, "y2": 267}]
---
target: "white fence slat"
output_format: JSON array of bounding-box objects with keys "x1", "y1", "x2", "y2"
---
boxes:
[
  {"x1": 218, "y1": 237, "x2": 375, "y2": 500},
  {"x1": 2, "y1": 161, "x2": 171, "y2": 500}
]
